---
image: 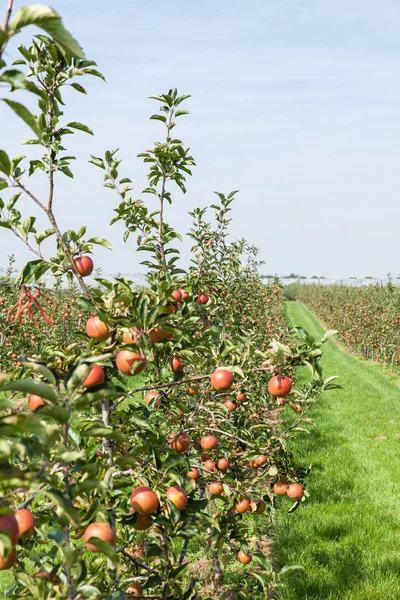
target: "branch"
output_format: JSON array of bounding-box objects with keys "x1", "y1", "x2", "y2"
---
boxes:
[
  {"x1": 14, "y1": 181, "x2": 47, "y2": 212},
  {"x1": 111, "y1": 373, "x2": 211, "y2": 410},
  {"x1": 282, "y1": 399, "x2": 317, "y2": 437},
  {"x1": 119, "y1": 549, "x2": 158, "y2": 575},
  {"x1": 185, "y1": 426, "x2": 256, "y2": 449},
  {"x1": 7, "y1": 222, "x2": 43, "y2": 259},
  {"x1": 0, "y1": 0, "x2": 13, "y2": 58}
]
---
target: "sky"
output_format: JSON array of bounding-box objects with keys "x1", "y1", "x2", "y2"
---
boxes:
[{"x1": 1, "y1": 0, "x2": 400, "y2": 280}]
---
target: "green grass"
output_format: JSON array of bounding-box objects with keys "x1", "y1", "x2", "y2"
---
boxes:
[{"x1": 275, "y1": 301, "x2": 400, "y2": 600}]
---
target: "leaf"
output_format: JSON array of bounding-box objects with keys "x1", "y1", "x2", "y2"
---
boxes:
[
  {"x1": 175, "y1": 109, "x2": 190, "y2": 117},
  {"x1": 83, "y1": 68, "x2": 106, "y2": 81},
  {"x1": 279, "y1": 564, "x2": 305, "y2": 577},
  {"x1": 34, "y1": 229, "x2": 55, "y2": 244},
  {"x1": 0, "y1": 178, "x2": 8, "y2": 191},
  {"x1": 0, "y1": 378, "x2": 58, "y2": 403},
  {"x1": 3, "y1": 100, "x2": 40, "y2": 137},
  {"x1": 87, "y1": 237, "x2": 113, "y2": 250},
  {"x1": 20, "y1": 359, "x2": 57, "y2": 385},
  {"x1": 60, "y1": 166, "x2": 74, "y2": 178},
  {"x1": 67, "y1": 121, "x2": 94, "y2": 135},
  {"x1": 39, "y1": 405, "x2": 69, "y2": 424},
  {"x1": 320, "y1": 329, "x2": 338, "y2": 343},
  {"x1": 70, "y1": 83, "x2": 87, "y2": 94},
  {"x1": 150, "y1": 114, "x2": 167, "y2": 123},
  {"x1": 10, "y1": 5, "x2": 84, "y2": 58},
  {"x1": 66, "y1": 363, "x2": 91, "y2": 394},
  {"x1": 0, "y1": 151, "x2": 11, "y2": 176},
  {"x1": 76, "y1": 297, "x2": 96, "y2": 312},
  {"x1": 15, "y1": 259, "x2": 50, "y2": 284}
]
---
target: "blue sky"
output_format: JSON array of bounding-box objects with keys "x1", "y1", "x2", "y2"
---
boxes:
[{"x1": 1, "y1": 0, "x2": 400, "y2": 279}]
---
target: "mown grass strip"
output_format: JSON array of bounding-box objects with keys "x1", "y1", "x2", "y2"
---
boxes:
[{"x1": 275, "y1": 301, "x2": 400, "y2": 600}]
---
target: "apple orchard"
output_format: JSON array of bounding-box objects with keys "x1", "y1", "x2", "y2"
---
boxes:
[{"x1": 0, "y1": 5, "x2": 339, "y2": 600}]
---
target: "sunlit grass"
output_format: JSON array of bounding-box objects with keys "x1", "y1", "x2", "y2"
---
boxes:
[{"x1": 275, "y1": 301, "x2": 400, "y2": 600}]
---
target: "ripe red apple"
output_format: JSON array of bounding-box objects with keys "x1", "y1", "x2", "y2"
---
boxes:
[
  {"x1": 84, "y1": 523, "x2": 116, "y2": 552},
  {"x1": 224, "y1": 398, "x2": 237, "y2": 411},
  {"x1": 236, "y1": 497, "x2": 250, "y2": 514},
  {"x1": 267, "y1": 375, "x2": 293, "y2": 398},
  {"x1": 273, "y1": 480, "x2": 288, "y2": 496},
  {"x1": 0, "y1": 513, "x2": 19, "y2": 544},
  {"x1": 73, "y1": 255, "x2": 94, "y2": 277},
  {"x1": 255, "y1": 455, "x2": 268, "y2": 467},
  {"x1": 14, "y1": 509, "x2": 35, "y2": 540},
  {"x1": 130, "y1": 486, "x2": 159, "y2": 515},
  {"x1": 169, "y1": 432, "x2": 191, "y2": 453},
  {"x1": 204, "y1": 460, "x2": 216, "y2": 472},
  {"x1": 83, "y1": 364, "x2": 105, "y2": 388},
  {"x1": 236, "y1": 392, "x2": 246, "y2": 402},
  {"x1": 166, "y1": 485, "x2": 188, "y2": 510},
  {"x1": 126, "y1": 584, "x2": 142, "y2": 598},
  {"x1": 180, "y1": 289, "x2": 189, "y2": 300},
  {"x1": 116, "y1": 350, "x2": 146, "y2": 376},
  {"x1": 133, "y1": 515, "x2": 152, "y2": 531},
  {"x1": 145, "y1": 391, "x2": 161, "y2": 407},
  {"x1": 208, "y1": 482, "x2": 223, "y2": 496},
  {"x1": 122, "y1": 327, "x2": 140, "y2": 344},
  {"x1": 200, "y1": 435, "x2": 218, "y2": 450},
  {"x1": 148, "y1": 327, "x2": 173, "y2": 344},
  {"x1": 287, "y1": 483, "x2": 304, "y2": 500},
  {"x1": 86, "y1": 316, "x2": 110, "y2": 341},
  {"x1": 0, "y1": 547, "x2": 16, "y2": 570},
  {"x1": 210, "y1": 368, "x2": 234, "y2": 392},
  {"x1": 217, "y1": 457, "x2": 230, "y2": 472},
  {"x1": 187, "y1": 467, "x2": 200, "y2": 480},
  {"x1": 28, "y1": 394, "x2": 47, "y2": 411},
  {"x1": 171, "y1": 356, "x2": 183, "y2": 372},
  {"x1": 196, "y1": 293, "x2": 209, "y2": 305},
  {"x1": 170, "y1": 289, "x2": 182, "y2": 303},
  {"x1": 250, "y1": 499, "x2": 266, "y2": 514},
  {"x1": 237, "y1": 549, "x2": 252, "y2": 564}
]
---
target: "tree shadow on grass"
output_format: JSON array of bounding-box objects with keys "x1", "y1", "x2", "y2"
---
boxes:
[{"x1": 277, "y1": 544, "x2": 365, "y2": 600}]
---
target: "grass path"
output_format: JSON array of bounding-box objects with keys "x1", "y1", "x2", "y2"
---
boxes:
[{"x1": 275, "y1": 301, "x2": 400, "y2": 600}]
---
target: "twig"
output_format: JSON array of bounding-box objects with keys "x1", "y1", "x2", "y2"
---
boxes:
[
  {"x1": 119, "y1": 549, "x2": 158, "y2": 574},
  {"x1": 282, "y1": 399, "x2": 317, "y2": 437},
  {"x1": 111, "y1": 373, "x2": 211, "y2": 410},
  {"x1": 185, "y1": 426, "x2": 256, "y2": 449}
]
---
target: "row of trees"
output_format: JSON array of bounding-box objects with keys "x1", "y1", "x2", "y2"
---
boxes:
[
  {"x1": 298, "y1": 284, "x2": 400, "y2": 368},
  {"x1": 0, "y1": 5, "x2": 338, "y2": 599}
]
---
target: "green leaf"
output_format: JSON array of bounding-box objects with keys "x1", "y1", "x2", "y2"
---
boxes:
[
  {"x1": 175, "y1": 109, "x2": 190, "y2": 117},
  {"x1": 10, "y1": 5, "x2": 84, "y2": 58},
  {"x1": 0, "y1": 378, "x2": 58, "y2": 403},
  {"x1": 66, "y1": 363, "x2": 91, "y2": 394},
  {"x1": 0, "y1": 151, "x2": 11, "y2": 176},
  {"x1": 150, "y1": 114, "x2": 167, "y2": 123},
  {"x1": 83, "y1": 68, "x2": 106, "y2": 81},
  {"x1": 34, "y1": 229, "x2": 55, "y2": 244},
  {"x1": 87, "y1": 237, "x2": 113, "y2": 250},
  {"x1": 3, "y1": 100, "x2": 40, "y2": 137},
  {"x1": 279, "y1": 564, "x2": 305, "y2": 576},
  {"x1": 70, "y1": 83, "x2": 87, "y2": 94},
  {"x1": 20, "y1": 359, "x2": 57, "y2": 385},
  {"x1": 67, "y1": 121, "x2": 94, "y2": 135},
  {"x1": 0, "y1": 178, "x2": 8, "y2": 191},
  {"x1": 76, "y1": 297, "x2": 96, "y2": 312},
  {"x1": 39, "y1": 405, "x2": 69, "y2": 424},
  {"x1": 15, "y1": 259, "x2": 50, "y2": 284}
]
